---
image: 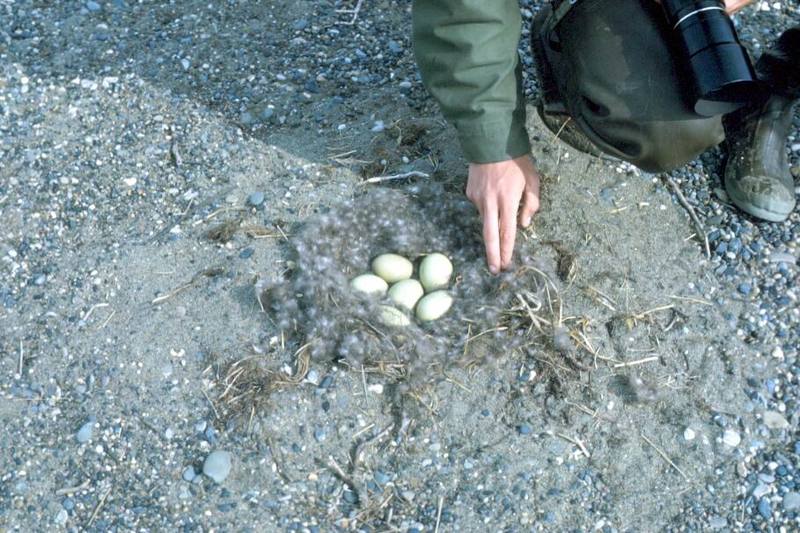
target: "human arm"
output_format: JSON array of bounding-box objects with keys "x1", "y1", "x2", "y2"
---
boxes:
[{"x1": 412, "y1": 0, "x2": 540, "y2": 273}]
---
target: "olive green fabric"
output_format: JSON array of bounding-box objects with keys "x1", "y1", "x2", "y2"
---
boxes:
[
  {"x1": 412, "y1": 0, "x2": 727, "y2": 171},
  {"x1": 541, "y1": 0, "x2": 725, "y2": 172},
  {"x1": 412, "y1": 0, "x2": 531, "y2": 164}
]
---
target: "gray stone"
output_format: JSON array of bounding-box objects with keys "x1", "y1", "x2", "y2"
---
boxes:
[
  {"x1": 722, "y1": 429, "x2": 741, "y2": 447},
  {"x1": 388, "y1": 40, "x2": 403, "y2": 53},
  {"x1": 203, "y1": 451, "x2": 232, "y2": 483},
  {"x1": 304, "y1": 369, "x2": 320, "y2": 385},
  {"x1": 753, "y1": 482, "x2": 771, "y2": 499},
  {"x1": 758, "y1": 498, "x2": 772, "y2": 519},
  {"x1": 783, "y1": 492, "x2": 800, "y2": 512},
  {"x1": 763, "y1": 411, "x2": 789, "y2": 430},
  {"x1": 182, "y1": 466, "x2": 197, "y2": 482},
  {"x1": 86, "y1": 1, "x2": 101, "y2": 12},
  {"x1": 76, "y1": 421, "x2": 94, "y2": 443},
  {"x1": 240, "y1": 112, "x2": 254, "y2": 125},
  {"x1": 247, "y1": 192, "x2": 265, "y2": 207},
  {"x1": 758, "y1": 473, "x2": 775, "y2": 484},
  {"x1": 708, "y1": 516, "x2": 727, "y2": 529}
]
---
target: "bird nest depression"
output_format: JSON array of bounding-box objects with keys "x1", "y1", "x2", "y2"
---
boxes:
[{"x1": 259, "y1": 184, "x2": 582, "y2": 390}]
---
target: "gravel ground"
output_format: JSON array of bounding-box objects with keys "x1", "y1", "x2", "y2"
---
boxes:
[{"x1": 0, "y1": 0, "x2": 798, "y2": 531}]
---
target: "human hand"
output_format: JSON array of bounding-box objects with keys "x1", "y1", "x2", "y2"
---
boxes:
[
  {"x1": 465, "y1": 155, "x2": 540, "y2": 274},
  {"x1": 723, "y1": 0, "x2": 755, "y2": 14},
  {"x1": 653, "y1": 0, "x2": 754, "y2": 15}
]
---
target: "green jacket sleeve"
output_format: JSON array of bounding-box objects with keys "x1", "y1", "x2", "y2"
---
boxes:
[{"x1": 412, "y1": 0, "x2": 531, "y2": 164}]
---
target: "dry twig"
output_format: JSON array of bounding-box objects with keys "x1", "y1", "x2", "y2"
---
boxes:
[
  {"x1": 151, "y1": 267, "x2": 224, "y2": 305},
  {"x1": 364, "y1": 170, "x2": 430, "y2": 184},
  {"x1": 641, "y1": 432, "x2": 690, "y2": 481},
  {"x1": 556, "y1": 432, "x2": 591, "y2": 458},
  {"x1": 336, "y1": 0, "x2": 365, "y2": 24},
  {"x1": 86, "y1": 486, "x2": 113, "y2": 529},
  {"x1": 663, "y1": 175, "x2": 711, "y2": 259}
]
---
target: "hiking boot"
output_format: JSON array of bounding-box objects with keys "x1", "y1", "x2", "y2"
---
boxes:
[
  {"x1": 723, "y1": 95, "x2": 796, "y2": 222},
  {"x1": 536, "y1": 104, "x2": 607, "y2": 158},
  {"x1": 723, "y1": 27, "x2": 799, "y2": 222}
]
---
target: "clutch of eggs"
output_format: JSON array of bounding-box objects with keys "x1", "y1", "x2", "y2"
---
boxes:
[{"x1": 351, "y1": 252, "x2": 454, "y2": 326}]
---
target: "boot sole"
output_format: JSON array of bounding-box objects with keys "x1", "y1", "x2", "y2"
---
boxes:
[{"x1": 725, "y1": 186, "x2": 795, "y2": 222}]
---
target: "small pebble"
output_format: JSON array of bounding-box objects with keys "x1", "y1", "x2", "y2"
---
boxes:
[
  {"x1": 76, "y1": 421, "x2": 94, "y2": 443},
  {"x1": 247, "y1": 192, "x2": 265, "y2": 206},
  {"x1": 182, "y1": 466, "x2": 197, "y2": 482},
  {"x1": 203, "y1": 451, "x2": 233, "y2": 483},
  {"x1": 757, "y1": 498, "x2": 772, "y2": 519},
  {"x1": 783, "y1": 492, "x2": 800, "y2": 511},
  {"x1": 763, "y1": 411, "x2": 789, "y2": 429},
  {"x1": 753, "y1": 483, "x2": 771, "y2": 499},
  {"x1": 708, "y1": 516, "x2": 727, "y2": 530},
  {"x1": 722, "y1": 429, "x2": 741, "y2": 447},
  {"x1": 373, "y1": 471, "x2": 391, "y2": 485},
  {"x1": 305, "y1": 369, "x2": 320, "y2": 385},
  {"x1": 737, "y1": 283, "x2": 752, "y2": 296}
]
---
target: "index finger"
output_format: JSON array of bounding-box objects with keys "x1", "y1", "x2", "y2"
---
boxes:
[
  {"x1": 482, "y1": 202, "x2": 500, "y2": 275},
  {"x1": 499, "y1": 199, "x2": 518, "y2": 270}
]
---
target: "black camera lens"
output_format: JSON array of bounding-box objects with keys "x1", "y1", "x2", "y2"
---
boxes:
[{"x1": 662, "y1": 0, "x2": 764, "y2": 116}]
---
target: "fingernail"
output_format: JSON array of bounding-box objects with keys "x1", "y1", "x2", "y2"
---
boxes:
[
  {"x1": 522, "y1": 217, "x2": 531, "y2": 227},
  {"x1": 489, "y1": 265, "x2": 499, "y2": 275}
]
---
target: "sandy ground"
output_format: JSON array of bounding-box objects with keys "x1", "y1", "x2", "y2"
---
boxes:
[{"x1": 1, "y1": 1, "x2": 797, "y2": 532}]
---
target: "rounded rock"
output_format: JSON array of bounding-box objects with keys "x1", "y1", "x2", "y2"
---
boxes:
[
  {"x1": 203, "y1": 451, "x2": 233, "y2": 483},
  {"x1": 247, "y1": 192, "x2": 265, "y2": 207},
  {"x1": 350, "y1": 274, "x2": 388, "y2": 296},
  {"x1": 388, "y1": 279, "x2": 424, "y2": 311},
  {"x1": 371, "y1": 254, "x2": 413, "y2": 283},
  {"x1": 76, "y1": 421, "x2": 94, "y2": 443},
  {"x1": 763, "y1": 411, "x2": 789, "y2": 430},
  {"x1": 415, "y1": 291, "x2": 453, "y2": 322},
  {"x1": 378, "y1": 305, "x2": 410, "y2": 327},
  {"x1": 722, "y1": 429, "x2": 741, "y2": 447},
  {"x1": 182, "y1": 466, "x2": 197, "y2": 482},
  {"x1": 419, "y1": 253, "x2": 453, "y2": 291},
  {"x1": 783, "y1": 492, "x2": 800, "y2": 511}
]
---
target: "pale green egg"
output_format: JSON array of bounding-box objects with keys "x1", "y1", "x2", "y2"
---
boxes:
[
  {"x1": 388, "y1": 279, "x2": 424, "y2": 311},
  {"x1": 378, "y1": 305, "x2": 410, "y2": 327},
  {"x1": 350, "y1": 274, "x2": 389, "y2": 296},
  {"x1": 371, "y1": 253, "x2": 413, "y2": 283},
  {"x1": 419, "y1": 253, "x2": 453, "y2": 291},
  {"x1": 415, "y1": 290, "x2": 453, "y2": 321}
]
